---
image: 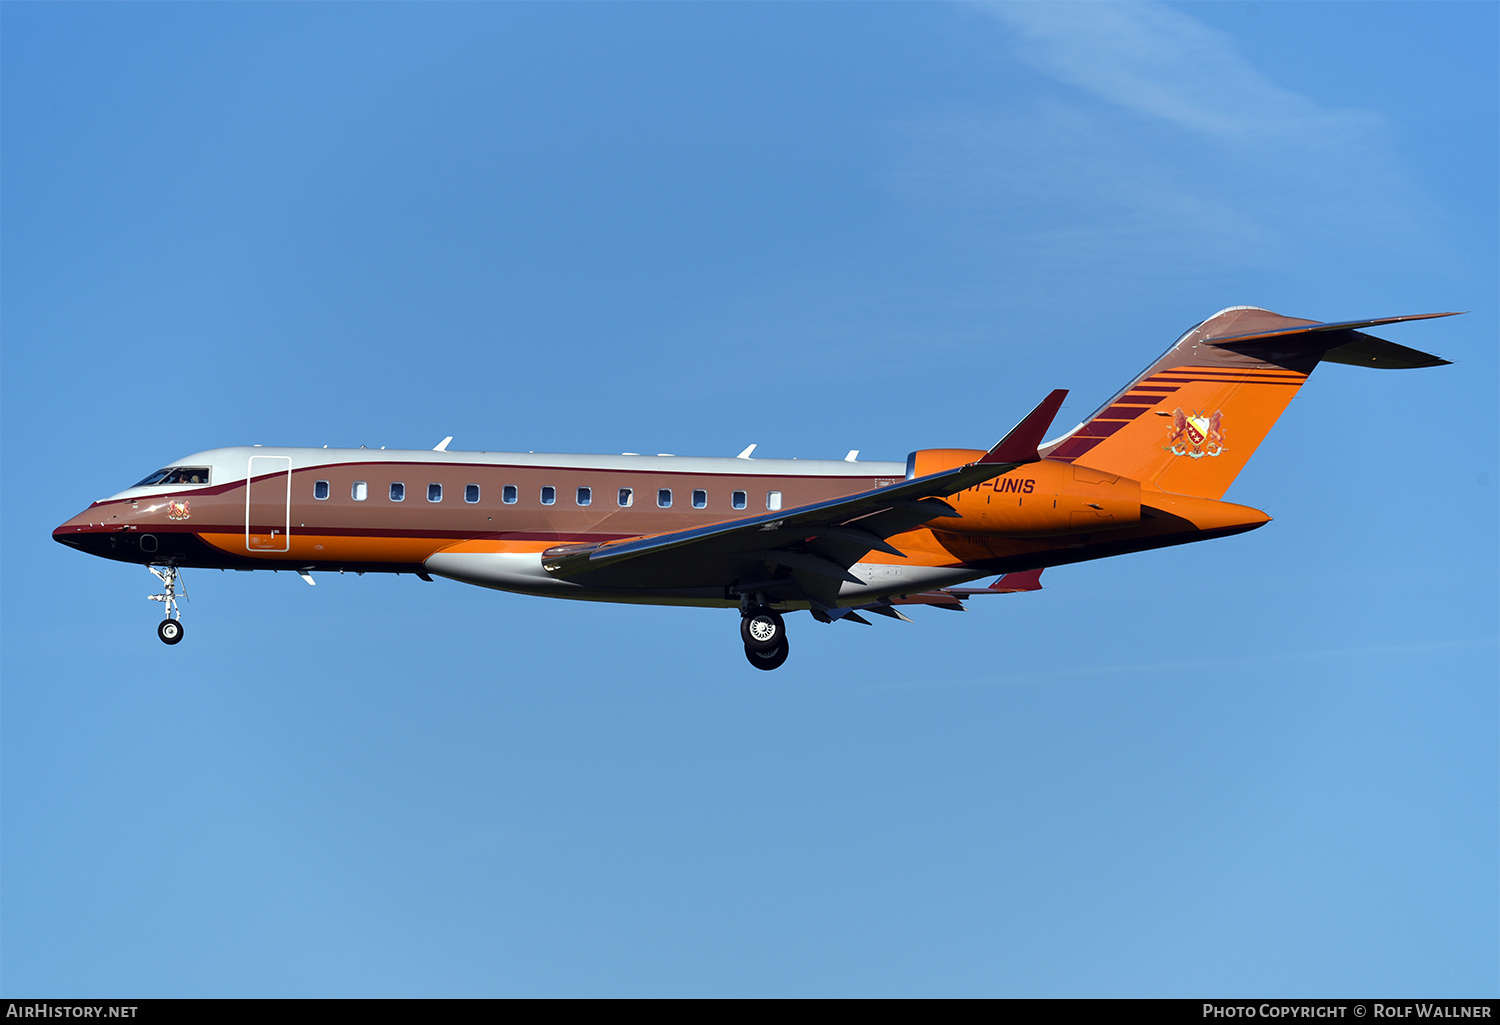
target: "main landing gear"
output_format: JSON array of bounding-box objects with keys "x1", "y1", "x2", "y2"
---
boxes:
[
  {"x1": 148, "y1": 564, "x2": 186, "y2": 645},
  {"x1": 741, "y1": 606, "x2": 789, "y2": 671}
]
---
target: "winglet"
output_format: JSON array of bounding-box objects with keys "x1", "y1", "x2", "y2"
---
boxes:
[
  {"x1": 978, "y1": 389, "x2": 1068, "y2": 464},
  {"x1": 938, "y1": 568, "x2": 1045, "y2": 597},
  {"x1": 991, "y1": 568, "x2": 1043, "y2": 592}
]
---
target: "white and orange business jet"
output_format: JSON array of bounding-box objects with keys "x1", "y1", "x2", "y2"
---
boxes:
[{"x1": 55, "y1": 306, "x2": 1454, "y2": 670}]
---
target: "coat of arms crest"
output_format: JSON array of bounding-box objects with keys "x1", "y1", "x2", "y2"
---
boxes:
[
  {"x1": 1165, "y1": 408, "x2": 1225, "y2": 459},
  {"x1": 167, "y1": 499, "x2": 191, "y2": 520}
]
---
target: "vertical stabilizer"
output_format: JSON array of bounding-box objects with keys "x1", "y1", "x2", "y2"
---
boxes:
[{"x1": 1042, "y1": 307, "x2": 1454, "y2": 500}]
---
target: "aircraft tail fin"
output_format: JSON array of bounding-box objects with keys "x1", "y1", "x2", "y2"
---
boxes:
[{"x1": 1042, "y1": 307, "x2": 1456, "y2": 500}]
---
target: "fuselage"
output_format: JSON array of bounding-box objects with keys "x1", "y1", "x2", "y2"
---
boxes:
[
  {"x1": 52, "y1": 444, "x2": 1270, "y2": 610},
  {"x1": 49, "y1": 306, "x2": 1450, "y2": 666}
]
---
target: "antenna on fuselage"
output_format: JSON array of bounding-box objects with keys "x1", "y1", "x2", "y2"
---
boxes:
[
  {"x1": 434, "y1": 436, "x2": 453, "y2": 452},
  {"x1": 736, "y1": 444, "x2": 756, "y2": 459},
  {"x1": 844, "y1": 450, "x2": 859, "y2": 462}
]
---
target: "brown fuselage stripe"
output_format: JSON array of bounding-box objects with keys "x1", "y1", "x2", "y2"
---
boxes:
[
  {"x1": 1049, "y1": 438, "x2": 1105, "y2": 457},
  {"x1": 1156, "y1": 365, "x2": 1304, "y2": 375},
  {"x1": 1153, "y1": 372, "x2": 1304, "y2": 378},
  {"x1": 1097, "y1": 405, "x2": 1152, "y2": 420},
  {"x1": 1151, "y1": 373, "x2": 1304, "y2": 381},
  {"x1": 1072, "y1": 421, "x2": 1129, "y2": 439}
]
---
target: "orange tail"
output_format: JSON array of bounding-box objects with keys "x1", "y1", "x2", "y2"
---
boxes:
[{"x1": 1042, "y1": 306, "x2": 1455, "y2": 500}]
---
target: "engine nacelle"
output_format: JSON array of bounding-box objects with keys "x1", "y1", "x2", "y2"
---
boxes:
[{"x1": 907, "y1": 450, "x2": 1141, "y2": 536}]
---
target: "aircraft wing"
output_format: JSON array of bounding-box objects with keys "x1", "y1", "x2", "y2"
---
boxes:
[
  {"x1": 540, "y1": 390, "x2": 1067, "y2": 607},
  {"x1": 823, "y1": 569, "x2": 1047, "y2": 625}
]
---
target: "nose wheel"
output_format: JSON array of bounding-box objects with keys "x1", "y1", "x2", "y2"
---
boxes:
[
  {"x1": 740, "y1": 606, "x2": 789, "y2": 670},
  {"x1": 148, "y1": 564, "x2": 187, "y2": 645}
]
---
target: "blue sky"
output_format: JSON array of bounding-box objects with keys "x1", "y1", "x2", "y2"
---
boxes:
[{"x1": 3, "y1": 2, "x2": 1495, "y2": 997}]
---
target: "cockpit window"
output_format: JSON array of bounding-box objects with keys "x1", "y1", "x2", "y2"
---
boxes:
[{"x1": 132, "y1": 467, "x2": 211, "y2": 487}]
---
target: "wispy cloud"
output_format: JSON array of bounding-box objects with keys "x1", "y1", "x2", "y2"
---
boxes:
[
  {"x1": 990, "y1": 2, "x2": 1378, "y2": 144},
  {"x1": 889, "y1": 2, "x2": 1435, "y2": 294}
]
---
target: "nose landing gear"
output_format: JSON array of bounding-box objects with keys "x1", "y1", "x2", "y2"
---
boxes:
[
  {"x1": 157, "y1": 618, "x2": 184, "y2": 645},
  {"x1": 740, "y1": 606, "x2": 789, "y2": 670},
  {"x1": 148, "y1": 564, "x2": 186, "y2": 645}
]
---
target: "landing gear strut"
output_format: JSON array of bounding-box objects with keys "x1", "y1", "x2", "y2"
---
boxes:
[
  {"x1": 148, "y1": 564, "x2": 186, "y2": 645},
  {"x1": 740, "y1": 605, "x2": 789, "y2": 670}
]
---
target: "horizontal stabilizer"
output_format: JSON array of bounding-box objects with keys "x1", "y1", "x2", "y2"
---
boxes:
[
  {"x1": 1321, "y1": 334, "x2": 1452, "y2": 369},
  {"x1": 1202, "y1": 310, "x2": 1459, "y2": 369},
  {"x1": 1203, "y1": 310, "x2": 1461, "y2": 347}
]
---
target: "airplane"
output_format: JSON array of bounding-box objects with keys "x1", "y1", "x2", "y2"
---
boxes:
[{"x1": 53, "y1": 305, "x2": 1455, "y2": 670}]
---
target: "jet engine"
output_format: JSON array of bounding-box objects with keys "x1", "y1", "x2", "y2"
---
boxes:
[{"x1": 907, "y1": 449, "x2": 1141, "y2": 536}]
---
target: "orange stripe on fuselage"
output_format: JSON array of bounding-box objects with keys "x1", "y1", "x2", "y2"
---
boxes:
[
  {"x1": 197, "y1": 532, "x2": 458, "y2": 564},
  {"x1": 427, "y1": 539, "x2": 555, "y2": 556}
]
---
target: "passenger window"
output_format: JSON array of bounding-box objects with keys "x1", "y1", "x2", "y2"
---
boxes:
[
  {"x1": 465, "y1": 484, "x2": 480, "y2": 503},
  {"x1": 390, "y1": 483, "x2": 405, "y2": 502},
  {"x1": 541, "y1": 486, "x2": 556, "y2": 506},
  {"x1": 767, "y1": 491, "x2": 782, "y2": 511},
  {"x1": 314, "y1": 480, "x2": 330, "y2": 501},
  {"x1": 692, "y1": 489, "x2": 707, "y2": 509},
  {"x1": 502, "y1": 485, "x2": 518, "y2": 504},
  {"x1": 428, "y1": 483, "x2": 442, "y2": 503},
  {"x1": 658, "y1": 488, "x2": 672, "y2": 508},
  {"x1": 577, "y1": 486, "x2": 592, "y2": 506},
  {"x1": 732, "y1": 490, "x2": 747, "y2": 510},
  {"x1": 618, "y1": 488, "x2": 633, "y2": 508},
  {"x1": 352, "y1": 481, "x2": 368, "y2": 501}
]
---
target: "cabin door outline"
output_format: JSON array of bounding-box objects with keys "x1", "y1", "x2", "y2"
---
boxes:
[{"x1": 246, "y1": 456, "x2": 292, "y2": 552}]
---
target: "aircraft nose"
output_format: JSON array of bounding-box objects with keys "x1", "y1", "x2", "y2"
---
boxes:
[{"x1": 53, "y1": 506, "x2": 115, "y2": 554}]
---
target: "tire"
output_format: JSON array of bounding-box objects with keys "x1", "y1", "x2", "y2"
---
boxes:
[
  {"x1": 744, "y1": 639, "x2": 789, "y2": 671},
  {"x1": 157, "y1": 619, "x2": 184, "y2": 645},
  {"x1": 740, "y1": 608, "x2": 785, "y2": 652}
]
